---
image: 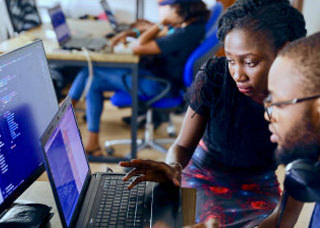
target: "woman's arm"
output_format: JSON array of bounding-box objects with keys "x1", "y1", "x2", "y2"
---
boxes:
[
  {"x1": 166, "y1": 106, "x2": 209, "y2": 168},
  {"x1": 258, "y1": 195, "x2": 304, "y2": 228},
  {"x1": 110, "y1": 30, "x2": 138, "y2": 47},
  {"x1": 132, "y1": 41, "x2": 161, "y2": 55},
  {"x1": 120, "y1": 106, "x2": 208, "y2": 188},
  {"x1": 132, "y1": 24, "x2": 167, "y2": 55},
  {"x1": 137, "y1": 24, "x2": 162, "y2": 45}
]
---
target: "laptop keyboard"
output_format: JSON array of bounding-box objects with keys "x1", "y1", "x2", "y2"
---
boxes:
[{"x1": 93, "y1": 175, "x2": 146, "y2": 228}]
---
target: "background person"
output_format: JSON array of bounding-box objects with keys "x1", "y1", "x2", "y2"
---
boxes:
[
  {"x1": 68, "y1": 0, "x2": 210, "y2": 156},
  {"x1": 120, "y1": 0, "x2": 307, "y2": 226}
]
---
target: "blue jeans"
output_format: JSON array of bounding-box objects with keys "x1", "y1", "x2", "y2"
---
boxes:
[{"x1": 68, "y1": 67, "x2": 168, "y2": 132}]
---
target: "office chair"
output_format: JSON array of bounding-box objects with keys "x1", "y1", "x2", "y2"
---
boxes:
[
  {"x1": 105, "y1": 28, "x2": 221, "y2": 155},
  {"x1": 205, "y1": 2, "x2": 223, "y2": 38},
  {"x1": 0, "y1": 0, "x2": 14, "y2": 41}
]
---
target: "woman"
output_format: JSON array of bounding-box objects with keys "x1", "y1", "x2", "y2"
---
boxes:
[
  {"x1": 68, "y1": 0, "x2": 209, "y2": 156},
  {"x1": 120, "y1": 0, "x2": 307, "y2": 226}
]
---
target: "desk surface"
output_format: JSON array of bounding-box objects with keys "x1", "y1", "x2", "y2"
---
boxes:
[
  {"x1": 0, "y1": 19, "x2": 141, "y2": 163},
  {"x1": 0, "y1": 19, "x2": 139, "y2": 64},
  {"x1": 16, "y1": 180, "x2": 196, "y2": 227}
]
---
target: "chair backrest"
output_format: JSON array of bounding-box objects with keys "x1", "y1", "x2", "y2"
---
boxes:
[
  {"x1": 183, "y1": 27, "x2": 221, "y2": 87},
  {"x1": 111, "y1": 25, "x2": 221, "y2": 109},
  {"x1": 0, "y1": 0, "x2": 14, "y2": 41},
  {"x1": 6, "y1": 0, "x2": 42, "y2": 33},
  {"x1": 205, "y1": 2, "x2": 223, "y2": 38}
]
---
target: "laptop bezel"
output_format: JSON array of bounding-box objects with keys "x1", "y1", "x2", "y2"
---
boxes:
[
  {"x1": 40, "y1": 97, "x2": 92, "y2": 228},
  {"x1": 47, "y1": 4, "x2": 72, "y2": 46}
]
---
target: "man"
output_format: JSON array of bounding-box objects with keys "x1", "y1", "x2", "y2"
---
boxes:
[{"x1": 259, "y1": 32, "x2": 320, "y2": 227}]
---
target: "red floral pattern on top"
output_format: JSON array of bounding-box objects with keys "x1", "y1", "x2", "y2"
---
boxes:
[
  {"x1": 251, "y1": 201, "x2": 269, "y2": 210},
  {"x1": 194, "y1": 173, "x2": 209, "y2": 180},
  {"x1": 209, "y1": 186, "x2": 229, "y2": 194},
  {"x1": 242, "y1": 184, "x2": 260, "y2": 191},
  {"x1": 181, "y1": 147, "x2": 281, "y2": 226}
]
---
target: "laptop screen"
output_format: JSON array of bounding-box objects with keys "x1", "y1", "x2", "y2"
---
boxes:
[
  {"x1": 100, "y1": 0, "x2": 118, "y2": 30},
  {"x1": 43, "y1": 103, "x2": 89, "y2": 226},
  {"x1": 48, "y1": 5, "x2": 71, "y2": 45}
]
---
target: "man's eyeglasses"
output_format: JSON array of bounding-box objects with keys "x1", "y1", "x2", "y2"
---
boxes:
[{"x1": 263, "y1": 94, "x2": 320, "y2": 120}]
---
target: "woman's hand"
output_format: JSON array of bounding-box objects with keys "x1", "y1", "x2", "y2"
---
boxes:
[
  {"x1": 110, "y1": 31, "x2": 129, "y2": 47},
  {"x1": 184, "y1": 218, "x2": 220, "y2": 228},
  {"x1": 119, "y1": 159, "x2": 182, "y2": 189},
  {"x1": 131, "y1": 19, "x2": 154, "y2": 33}
]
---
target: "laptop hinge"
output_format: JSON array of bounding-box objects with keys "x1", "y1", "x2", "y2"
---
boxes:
[{"x1": 76, "y1": 174, "x2": 102, "y2": 228}]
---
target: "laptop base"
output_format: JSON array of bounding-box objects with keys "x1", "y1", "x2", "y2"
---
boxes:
[
  {"x1": 76, "y1": 173, "x2": 153, "y2": 228},
  {"x1": 62, "y1": 37, "x2": 107, "y2": 51}
]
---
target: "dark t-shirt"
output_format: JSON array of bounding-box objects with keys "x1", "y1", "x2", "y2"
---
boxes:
[
  {"x1": 140, "y1": 21, "x2": 206, "y2": 92},
  {"x1": 188, "y1": 57, "x2": 277, "y2": 172}
]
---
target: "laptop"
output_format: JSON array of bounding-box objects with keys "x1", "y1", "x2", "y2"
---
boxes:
[
  {"x1": 100, "y1": 0, "x2": 130, "y2": 33},
  {"x1": 40, "y1": 97, "x2": 182, "y2": 228},
  {"x1": 48, "y1": 5, "x2": 107, "y2": 51}
]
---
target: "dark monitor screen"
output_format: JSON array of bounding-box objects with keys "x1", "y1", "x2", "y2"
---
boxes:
[
  {"x1": 0, "y1": 41, "x2": 58, "y2": 214},
  {"x1": 5, "y1": 0, "x2": 42, "y2": 33}
]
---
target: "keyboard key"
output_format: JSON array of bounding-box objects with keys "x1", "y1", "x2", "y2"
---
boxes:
[{"x1": 93, "y1": 175, "x2": 146, "y2": 227}]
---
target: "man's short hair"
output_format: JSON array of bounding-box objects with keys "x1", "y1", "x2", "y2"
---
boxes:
[{"x1": 279, "y1": 32, "x2": 320, "y2": 94}]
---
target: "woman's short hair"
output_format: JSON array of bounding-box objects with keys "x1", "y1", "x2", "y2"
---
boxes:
[
  {"x1": 172, "y1": 1, "x2": 210, "y2": 23},
  {"x1": 217, "y1": 0, "x2": 307, "y2": 50}
]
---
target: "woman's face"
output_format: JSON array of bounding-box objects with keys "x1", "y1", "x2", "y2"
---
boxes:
[
  {"x1": 158, "y1": 5, "x2": 184, "y2": 26},
  {"x1": 224, "y1": 29, "x2": 277, "y2": 98}
]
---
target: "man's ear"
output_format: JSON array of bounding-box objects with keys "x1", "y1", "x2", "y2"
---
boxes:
[
  {"x1": 317, "y1": 98, "x2": 320, "y2": 116},
  {"x1": 312, "y1": 98, "x2": 320, "y2": 127}
]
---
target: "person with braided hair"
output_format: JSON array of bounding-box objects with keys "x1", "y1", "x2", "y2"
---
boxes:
[
  {"x1": 68, "y1": 0, "x2": 209, "y2": 157},
  {"x1": 120, "y1": 0, "x2": 307, "y2": 226}
]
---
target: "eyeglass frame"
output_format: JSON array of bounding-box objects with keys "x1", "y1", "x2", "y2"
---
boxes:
[{"x1": 263, "y1": 94, "x2": 320, "y2": 120}]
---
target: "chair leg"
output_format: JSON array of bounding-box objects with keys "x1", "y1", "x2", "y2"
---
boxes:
[
  {"x1": 104, "y1": 108, "x2": 176, "y2": 155},
  {"x1": 104, "y1": 138, "x2": 143, "y2": 148},
  {"x1": 166, "y1": 113, "x2": 176, "y2": 137}
]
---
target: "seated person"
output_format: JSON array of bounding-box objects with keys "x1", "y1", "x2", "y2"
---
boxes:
[
  {"x1": 119, "y1": 0, "x2": 307, "y2": 226},
  {"x1": 68, "y1": 0, "x2": 210, "y2": 156}
]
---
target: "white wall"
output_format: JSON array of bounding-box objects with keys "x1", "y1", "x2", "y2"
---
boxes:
[
  {"x1": 144, "y1": 0, "x2": 216, "y2": 23},
  {"x1": 302, "y1": 0, "x2": 320, "y2": 35},
  {"x1": 37, "y1": 0, "x2": 216, "y2": 24}
]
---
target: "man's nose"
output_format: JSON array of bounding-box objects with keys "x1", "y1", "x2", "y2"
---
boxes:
[
  {"x1": 264, "y1": 111, "x2": 270, "y2": 122},
  {"x1": 264, "y1": 109, "x2": 276, "y2": 123}
]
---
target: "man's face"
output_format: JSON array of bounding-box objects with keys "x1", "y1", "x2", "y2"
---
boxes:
[{"x1": 266, "y1": 56, "x2": 320, "y2": 164}]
